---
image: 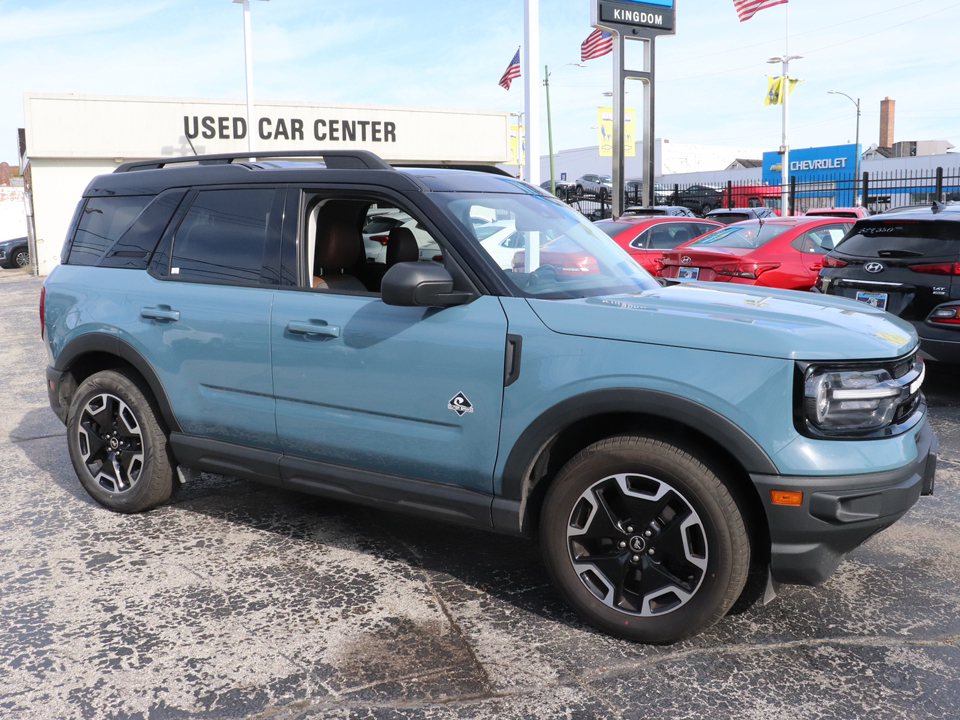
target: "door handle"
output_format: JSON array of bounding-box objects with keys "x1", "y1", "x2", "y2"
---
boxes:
[
  {"x1": 286, "y1": 320, "x2": 340, "y2": 338},
  {"x1": 140, "y1": 305, "x2": 180, "y2": 322}
]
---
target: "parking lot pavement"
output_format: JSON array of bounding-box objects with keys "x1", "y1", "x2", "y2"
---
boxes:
[{"x1": 2, "y1": 267, "x2": 959, "y2": 720}]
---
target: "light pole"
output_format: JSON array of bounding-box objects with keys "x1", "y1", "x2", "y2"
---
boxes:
[
  {"x1": 233, "y1": 0, "x2": 269, "y2": 153},
  {"x1": 767, "y1": 53, "x2": 801, "y2": 215},
  {"x1": 544, "y1": 63, "x2": 585, "y2": 197},
  {"x1": 828, "y1": 90, "x2": 861, "y2": 206}
]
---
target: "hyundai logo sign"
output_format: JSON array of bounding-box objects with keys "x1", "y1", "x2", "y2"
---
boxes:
[{"x1": 864, "y1": 262, "x2": 885, "y2": 273}]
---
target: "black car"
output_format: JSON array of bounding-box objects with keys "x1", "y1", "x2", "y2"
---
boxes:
[
  {"x1": 675, "y1": 185, "x2": 725, "y2": 216},
  {"x1": 624, "y1": 180, "x2": 673, "y2": 206},
  {"x1": 704, "y1": 207, "x2": 776, "y2": 224},
  {"x1": 817, "y1": 202, "x2": 960, "y2": 363},
  {"x1": 539, "y1": 179, "x2": 572, "y2": 201},
  {"x1": 0, "y1": 236, "x2": 29, "y2": 269}
]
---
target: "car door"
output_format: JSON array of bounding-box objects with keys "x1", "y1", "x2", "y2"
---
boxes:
[
  {"x1": 270, "y1": 191, "x2": 509, "y2": 497},
  {"x1": 133, "y1": 186, "x2": 285, "y2": 451}
]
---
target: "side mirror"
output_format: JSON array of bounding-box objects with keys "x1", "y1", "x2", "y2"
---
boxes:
[{"x1": 381, "y1": 262, "x2": 472, "y2": 307}]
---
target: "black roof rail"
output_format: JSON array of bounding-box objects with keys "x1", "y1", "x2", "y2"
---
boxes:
[
  {"x1": 392, "y1": 163, "x2": 514, "y2": 177},
  {"x1": 114, "y1": 150, "x2": 394, "y2": 173}
]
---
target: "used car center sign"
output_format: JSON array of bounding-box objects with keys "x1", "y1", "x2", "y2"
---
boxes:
[{"x1": 595, "y1": 0, "x2": 676, "y2": 33}]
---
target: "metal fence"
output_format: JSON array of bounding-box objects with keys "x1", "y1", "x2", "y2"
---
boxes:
[{"x1": 554, "y1": 167, "x2": 960, "y2": 218}]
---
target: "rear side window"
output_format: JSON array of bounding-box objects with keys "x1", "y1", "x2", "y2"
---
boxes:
[
  {"x1": 98, "y1": 190, "x2": 186, "y2": 269},
  {"x1": 836, "y1": 220, "x2": 960, "y2": 259},
  {"x1": 68, "y1": 196, "x2": 152, "y2": 266},
  {"x1": 170, "y1": 189, "x2": 280, "y2": 284}
]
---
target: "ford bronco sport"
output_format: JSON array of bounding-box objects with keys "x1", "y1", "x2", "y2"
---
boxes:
[{"x1": 42, "y1": 151, "x2": 937, "y2": 644}]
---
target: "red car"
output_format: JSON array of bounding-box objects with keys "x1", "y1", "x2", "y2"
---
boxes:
[
  {"x1": 659, "y1": 216, "x2": 855, "y2": 290},
  {"x1": 594, "y1": 216, "x2": 722, "y2": 274}
]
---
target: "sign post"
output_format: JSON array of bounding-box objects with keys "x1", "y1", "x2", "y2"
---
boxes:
[{"x1": 591, "y1": 0, "x2": 675, "y2": 216}]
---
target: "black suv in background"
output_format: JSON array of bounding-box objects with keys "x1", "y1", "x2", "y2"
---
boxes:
[
  {"x1": 817, "y1": 202, "x2": 960, "y2": 363},
  {"x1": 674, "y1": 185, "x2": 724, "y2": 216}
]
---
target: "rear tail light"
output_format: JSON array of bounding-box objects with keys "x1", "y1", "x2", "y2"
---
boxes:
[
  {"x1": 930, "y1": 307, "x2": 960, "y2": 324},
  {"x1": 40, "y1": 285, "x2": 45, "y2": 340},
  {"x1": 713, "y1": 261, "x2": 780, "y2": 279},
  {"x1": 370, "y1": 234, "x2": 389, "y2": 246},
  {"x1": 822, "y1": 255, "x2": 848, "y2": 268},
  {"x1": 911, "y1": 262, "x2": 960, "y2": 275}
]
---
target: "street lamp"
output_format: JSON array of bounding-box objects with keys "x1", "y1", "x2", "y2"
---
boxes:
[
  {"x1": 544, "y1": 63, "x2": 585, "y2": 197},
  {"x1": 828, "y1": 90, "x2": 861, "y2": 206},
  {"x1": 767, "y1": 54, "x2": 802, "y2": 215},
  {"x1": 233, "y1": 0, "x2": 269, "y2": 153}
]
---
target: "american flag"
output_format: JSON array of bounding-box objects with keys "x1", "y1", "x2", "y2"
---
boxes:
[
  {"x1": 581, "y1": 29, "x2": 613, "y2": 61},
  {"x1": 733, "y1": 0, "x2": 787, "y2": 22},
  {"x1": 499, "y1": 49, "x2": 521, "y2": 90}
]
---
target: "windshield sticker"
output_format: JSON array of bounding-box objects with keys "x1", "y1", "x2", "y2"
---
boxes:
[{"x1": 448, "y1": 392, "x2": 474, "y2": 416}]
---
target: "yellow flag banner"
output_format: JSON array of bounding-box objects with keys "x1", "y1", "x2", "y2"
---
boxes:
[
  {"x1": 597, "y1": 107, "x2": 636, "y2": 157},
  {"x1": 765, "y1": 76, "x2": 800, "y2": 106}
]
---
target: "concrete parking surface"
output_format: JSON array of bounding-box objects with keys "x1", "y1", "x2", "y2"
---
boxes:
[{"x1": 2, "y1": 268, "x2": 959, "y2": 719}]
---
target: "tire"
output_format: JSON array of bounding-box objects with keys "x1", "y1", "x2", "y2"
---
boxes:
[
  {"x1": 576, "y1": 185, "x2": 584, "y2": 198},
  {"x1": 540, "y1": 435, "x2": 750, "y2": 644},
  {"x1": 700, "y1": 204, "x2": 714, "y2": 215},
  {"x1": 66, "y1": 369, "x2": 176, "y2": 513},
  {"x1": 600, "y1": 188, "x2": 609, "y2": 201},
  {"x1": 13, "y1": 247, "x2": 29, "y2": 267}
]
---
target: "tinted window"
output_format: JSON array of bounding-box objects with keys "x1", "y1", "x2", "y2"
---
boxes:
[
  {"x1": 594, "y1": 221, "x2": 637, "y2": 239},
  {"x1": 836, "y1": 219, "x2": 960, "y2": 259},
  {"x1": 99, "y1": 190, "x2": 186, "y2": 269},
  {"x1": 690, "y1": 222, "x2": 791, "y2": 249},
  {"x1": 708, "y1": 213, "x2": 751, "y2": 224},
  {"x1": 170, "y1": 189, "x2": 277, "y2": 284},
  {"x1": 68, "y1": 196, "x2": 152, "y2": 266}
]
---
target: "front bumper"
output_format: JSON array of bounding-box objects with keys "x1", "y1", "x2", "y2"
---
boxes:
[{"x1": 751, "y1": 419, "x2": 937, "y2": 586}]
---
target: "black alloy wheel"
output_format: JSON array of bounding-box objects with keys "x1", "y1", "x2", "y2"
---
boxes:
[
  {"x1": 67, "y1": 370, "x2": 176, "y2": 513},
  {"x1": 541, "y1": 435, "x2": 750, "y2": 644}
]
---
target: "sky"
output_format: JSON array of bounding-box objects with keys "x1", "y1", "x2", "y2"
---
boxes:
[{"x1": 1, "y1": 0, "x2": 959, "y2": 165}]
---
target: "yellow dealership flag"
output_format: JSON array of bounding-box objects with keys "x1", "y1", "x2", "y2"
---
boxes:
[
  {"x1": 597, "y1": 107, "x2": 636, "y2": 158},
  {"x1": 765, "y1": 76, "x2": 800, "y2": 106}
]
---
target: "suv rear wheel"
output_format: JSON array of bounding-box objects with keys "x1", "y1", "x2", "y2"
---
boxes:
[
  {"x1": 66, "y1": 370, "x2": 176, "y2": 513},
  {"x1": 540, "y1": 434, "x2": 750, "y2": 644}
]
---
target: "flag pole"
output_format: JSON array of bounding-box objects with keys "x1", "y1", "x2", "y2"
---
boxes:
[
  {"x1": 767, "y1": 3, "x2": 799, "y2": 217},
  {"x1": 781, "y1": 4, "x2": 789, "y2": 215}
]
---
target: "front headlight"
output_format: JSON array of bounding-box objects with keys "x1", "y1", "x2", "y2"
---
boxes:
[{"x1": 800, "y1": 355, "x2": 925, "y2": 437}]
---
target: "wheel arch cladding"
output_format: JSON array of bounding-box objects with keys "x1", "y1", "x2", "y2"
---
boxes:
[
  {"x1": 498, "y1": 389, "x2": 778, "y2": 543},
  {"x1": 55, "y1": 333, "x2": 181, "y2": 434}
]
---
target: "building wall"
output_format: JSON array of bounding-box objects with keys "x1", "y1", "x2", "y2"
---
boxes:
[
  {"x1": 30, "y1": 159, "x2": 118, "y2": 275},
  {"x1": 0, "y1": 186, "x2": 27, "y2": 241},
  {"x1": 538, "y1": 140, "x2": 766, "y2": 183}
]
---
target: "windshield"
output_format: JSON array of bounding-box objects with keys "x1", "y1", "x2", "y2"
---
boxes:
[
  {"x1": 688, "y1": 222, "x2": 791, "y2": 249},
  {"x1": 431, "y1": 192, "x2": 659, "y2": 299},
  {"x1": 599, "y1": 175, "x2": 612, "y2": 184}
]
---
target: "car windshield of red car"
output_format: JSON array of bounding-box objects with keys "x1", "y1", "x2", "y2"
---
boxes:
[{"x1": 688, "y1": 222, "x2": 791, "y2": 249}]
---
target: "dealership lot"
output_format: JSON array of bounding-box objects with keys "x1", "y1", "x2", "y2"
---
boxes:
[{"x1": 2, "y1": 268, "x2": 959, "y2": 720}]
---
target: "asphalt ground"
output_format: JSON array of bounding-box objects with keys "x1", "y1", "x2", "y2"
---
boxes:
[{"x1": 2, "y1": 267, "x2": 958, "y2": 720}]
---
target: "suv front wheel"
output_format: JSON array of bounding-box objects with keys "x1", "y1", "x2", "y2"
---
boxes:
[
  {"x1": 540, "y1": 434, "x2": 750, "y2": 644},
  {"x1": 66, "y1": 369, "x2": 176, "y2": 513}
]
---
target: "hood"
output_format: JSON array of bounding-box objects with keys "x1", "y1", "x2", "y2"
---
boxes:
[{"x1": 528, "y1": 283, "x2": 917, "y2": 361}]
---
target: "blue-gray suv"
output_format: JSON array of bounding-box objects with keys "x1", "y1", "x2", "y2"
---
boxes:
[{"x1": 41, "y1": 150, "x2": 937, "y2": 644}]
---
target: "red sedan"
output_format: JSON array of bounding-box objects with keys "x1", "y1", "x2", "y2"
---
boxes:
[
  {"x1": 594, "y1": 216, "x2": 722, "y2": 274},
  {"x1": 659, "y1": 216, "x2": 855, "y2": 290}
]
